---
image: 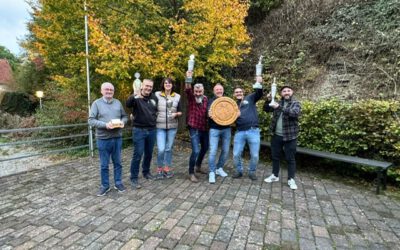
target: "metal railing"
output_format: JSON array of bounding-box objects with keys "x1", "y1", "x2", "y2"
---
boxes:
[
  {"x1": 0, "y1": 123, "x2": 89, "y2": 162},
  {"x1": 0, "y1": 123, "x2": 134, "y2": 163}
]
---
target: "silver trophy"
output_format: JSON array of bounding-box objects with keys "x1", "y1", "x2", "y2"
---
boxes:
[
  {"x1": 188, "y1": 54, "x2": 195, "y2": 71},
  {"x1": 187, "y1": 54, "x2": 195, "y2": 83},
  {"x1": 166, "y1": 99, "x2": 173, "y2": 118},
  {"x1": 269, "y1": 77, "x2": 278, "y2": 106},
  {"x1": 253, "y1": 56, "x2": 263, "y2": 89},
  {"x1": 133, "y1": 72, "x2": 141, "y2": 96},
  {"x1": 256, "y1": 55, "x2": 263, "y2": 76}
]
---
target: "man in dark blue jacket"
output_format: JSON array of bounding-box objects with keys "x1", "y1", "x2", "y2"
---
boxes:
[{"x1": 232, "y1": 76, "x2": 263, "y2": 180}]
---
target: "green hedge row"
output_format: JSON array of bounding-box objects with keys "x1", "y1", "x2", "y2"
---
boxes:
[{"x1": 259, "y1": 99, "x2": 400, "y2": 183}]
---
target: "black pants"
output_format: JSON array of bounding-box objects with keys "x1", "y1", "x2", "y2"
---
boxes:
[{"x1": 271, "y1": 135, "x2": 297, "y2": 179}]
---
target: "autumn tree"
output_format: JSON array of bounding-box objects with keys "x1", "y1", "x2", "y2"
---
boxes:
[
  {"x1": 24, "y1": 0, "x2": 250, "y2": 124},
  {"x1": 89, "y1": 0, "x2": 250, "y2": 94}
]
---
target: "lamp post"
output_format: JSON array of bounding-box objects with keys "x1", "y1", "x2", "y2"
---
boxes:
[{"x1": 36, "y1": 91, "x2": 44, "y2": 109}]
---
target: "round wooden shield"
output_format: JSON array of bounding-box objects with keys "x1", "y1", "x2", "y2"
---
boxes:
[{"x1": 209, "y1": 97, "x2": 239, "y2": 126}]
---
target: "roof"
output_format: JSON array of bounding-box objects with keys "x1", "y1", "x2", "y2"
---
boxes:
[{"x1": 0, "y1": 59, "x2": 15, "y2": 85}]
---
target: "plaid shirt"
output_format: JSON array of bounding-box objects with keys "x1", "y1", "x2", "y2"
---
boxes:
[
  {"x1": 263, "y1": 97, "x2": 301, "y2": 141},
  {"x1": 185, "y1": 88, "x2": 208, "y2": 131}
]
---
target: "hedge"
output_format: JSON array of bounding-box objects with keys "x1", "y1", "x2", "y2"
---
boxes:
[{"x1": 259, "y1": 99, "x2": 400, "y2": 183}]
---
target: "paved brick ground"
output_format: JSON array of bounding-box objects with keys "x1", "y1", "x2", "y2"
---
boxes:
[{"x1": 0, "y1": 145, "x2": 399, "y2": 250}]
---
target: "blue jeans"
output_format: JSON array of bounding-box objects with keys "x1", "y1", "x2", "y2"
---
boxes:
[
  {"x1": 233, "y1": 128, "x2": 260, "y2": 174},
  {"x1": 97, "y1": 137, "x2": 123, "y2": 188},
  {"x1": 130, "y1": 127, "x2": 156, "y2": 181},
  {"x1": 208, "y1": 128, "x2": 231, "y2": 173},
  {"x1": 156, "y1": 128, "x2": 177, "y2": 167},
  {"x1": 271, "y1": 134, "x2": 297, "y2": 179},
  {"x1": 189, "y1": 128, "x2": 209, "y2": 174}
]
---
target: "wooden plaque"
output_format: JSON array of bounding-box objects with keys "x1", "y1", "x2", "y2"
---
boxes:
[{"x1": 209, "y1": 97, "x2": 239, "y2": 126}]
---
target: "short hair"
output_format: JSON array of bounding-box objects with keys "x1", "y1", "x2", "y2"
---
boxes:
[
  {"x1": 234, "y1": 86, "x2": 243, "y2": 92},
  {"x1": 142, "y1": 79, "x2": 154, "y2": 85},
  {"x1": 213, "y1": 83, "x2": 224, "y2": 90},
  {"x1": 161, "y1": 77, "x2": 175, "y2": 92},
  {"x1": 101, "y1": 82, "x2": 114, "y2": 90},
  {"x1": 193, "y1": 83, "x2": 204, "y2": 90}
]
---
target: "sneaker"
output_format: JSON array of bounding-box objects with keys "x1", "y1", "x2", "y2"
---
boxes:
[
  {"x1": 209, "y1": 172, "x2": 216, "y2": 184},
  {"x1": 195, "y1": 166, "x2": 207, "y2": 174},
  {"x1": 131, "y1": 179, "x2": 142, "y2": 189},
  {"x1": 189, "y1": 174, "x2": 199, "y2": 183},
  {"x1": 232, "y1": 171, "x2": 243, "y2": 179},
  {"x1": 156, "y1": 167, "x2": 164, "y2": 180},
  {"x1": 216, "y1": 168, "x2": 228, "y2": 177},
  {"x1": 248, "y1": 172, "x2": 258, "y2": 181},
  {"x1": 143, "y1": 173, "x2": 154, "y2": 180},
  {"x1": 97, "y1": 186, "x2": 110, "y2": 196},
  {"x1": 288, "y1": 179, "x2": 298, "y2": 190},
  {"x1": 163, "y1": 166, "x2": 174, "y2": 178},
  {"x1": 114, "y1": 184, "x2": 126, "y2": 193},
  {"x1": 264, "y1": 174, "x2": 279, "y2": 183}
]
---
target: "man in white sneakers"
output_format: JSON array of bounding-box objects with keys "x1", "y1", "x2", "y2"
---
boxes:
[
  {"x1": 263, "y1": 85, "x2": 301, "y2": 190},
  {"x1": 207, "y1": 84, "x2": 230, "y2": 183}
]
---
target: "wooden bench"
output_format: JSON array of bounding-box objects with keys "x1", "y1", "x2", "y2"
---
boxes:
[{"x1": 260, "y1": 141, "x2": 393, "y2": 194}]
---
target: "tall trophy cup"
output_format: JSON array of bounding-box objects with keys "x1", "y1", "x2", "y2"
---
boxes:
[
  {"x1": 253, "y1": 56, "x2": 263, "y2": 89},
  {"x1": 166, "y1": 99, "x2": 173, "y2": 118},
  {"x1": 187, "y1": 54, "x2": 195, "y2": 83},
  {"x1": 269, "y1": 77, "x2": 278, "y2": 106},
  {"x1": 133, "y1": 72, "x2": 141, "y2": 96}
]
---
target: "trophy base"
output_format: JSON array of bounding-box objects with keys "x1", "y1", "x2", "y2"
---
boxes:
[{"x1": 269, "y1": 101, "x2": 278, "y2": 107}]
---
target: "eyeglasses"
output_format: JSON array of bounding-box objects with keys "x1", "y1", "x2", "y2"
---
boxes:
[{"x1": 103, "y1": 88, "x2": 114, "y2": 91}]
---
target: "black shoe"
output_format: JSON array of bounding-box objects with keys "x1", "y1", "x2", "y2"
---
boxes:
[
  {"x1": 143, "y1": 173, "x2": 154, "y2": 180},
  {"x1": 131, "y1": 179, "x2": 142, "y2": 189},
  {"x1": 248, "y1": 172, "x2": 258, "y2": 181},
  {"x1": 232, "y1": 172, "x2": 243, "y2": 179}
]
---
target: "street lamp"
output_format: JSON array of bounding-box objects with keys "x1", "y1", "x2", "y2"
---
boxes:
[{"x1": 35, "y1": 91, "x2": 44, "y2": 109}]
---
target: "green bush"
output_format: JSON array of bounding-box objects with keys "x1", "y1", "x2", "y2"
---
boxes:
[
  {"x1": 0, "y1": 92, "x2": 37, "y2": 116},
  {"x1": 260, "y1": 98, "x2": 400, "y2": 184}
]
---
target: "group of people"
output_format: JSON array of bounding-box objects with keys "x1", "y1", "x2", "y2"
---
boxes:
[{"x1": 88, "y1": 71, "x2": 301, "y2": 196}]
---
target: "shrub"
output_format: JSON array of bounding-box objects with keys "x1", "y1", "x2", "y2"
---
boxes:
[
  {"x1": 260, "y1": 98, "x2": 400, "y2": 184},
  {"x1": 0, "y1": 92, "x2": 37, "y2": 116}
]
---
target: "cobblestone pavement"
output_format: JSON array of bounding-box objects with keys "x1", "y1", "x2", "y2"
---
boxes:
[{"x1": 0, "y1": 145, "x2": 399, "y2": 250}]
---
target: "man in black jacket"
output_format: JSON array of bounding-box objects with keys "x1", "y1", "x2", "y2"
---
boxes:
[
  {"x1": 263, "y1": 85, "x2": 301, "y2": 190},
  {"x1": 126, "y1": 79, "x2": 158, "y2": 189}
]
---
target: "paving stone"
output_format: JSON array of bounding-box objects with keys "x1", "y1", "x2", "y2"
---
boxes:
[
  {"x1": 312, "y1": 225, "x2": 330, "y2": 238},
  {"x1": 167, "y1": 226, "x2": 186, "y2": 240},
  {"x1": 264, "y1": 230, "x2": 280, "y2": 245},
  {"x1": 315, "y1": 237, "x2": 334, "y2": 250},
  {"x1": 299, "y1": 238, "x2": 316, "y2": 250},
  {"x1": 196, "y1": 231, "x2": 214, "y2": 246},
  {"x1": 120, "y1": 238, "x2": 143, "y2": 250},
  {"x1": 159, "y1": 237, "x2": 178, "y2": 249}
]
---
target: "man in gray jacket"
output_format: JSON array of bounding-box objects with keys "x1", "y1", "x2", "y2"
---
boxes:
[{"x1": 89, "y1": 82, "x2": 128, "y2": 196}]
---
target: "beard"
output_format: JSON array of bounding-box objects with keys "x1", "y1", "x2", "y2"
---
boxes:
[{"x1": 195, "y1": 96, "x2": 203, "y2": 104}]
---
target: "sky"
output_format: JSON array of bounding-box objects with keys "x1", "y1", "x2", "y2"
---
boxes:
[{"x1": 0, "y1": 0, "x2": 31, "y2": 55}]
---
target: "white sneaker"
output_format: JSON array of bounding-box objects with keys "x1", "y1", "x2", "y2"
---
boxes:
[
  {"x1": 216, "y1": 168, "x2": 228, "y2": 177},
  {"x1": 288, "y1": 178, "x2": 298, "y2": 190},
  {"x1": 264, "y1": 174, "x2": 279, "y2": 183},
  {"x1": 209, "y1": 172, "x2": 216, "y2": 183}
]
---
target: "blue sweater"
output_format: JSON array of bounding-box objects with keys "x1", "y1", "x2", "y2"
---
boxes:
[{"x1": 235, "y1": 88, "x2": 263, "y2": 131}]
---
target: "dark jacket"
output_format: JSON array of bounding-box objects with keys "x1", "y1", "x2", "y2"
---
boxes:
[
  {"x1": 235, "y1": 88, "x2": 263, "y2": 131},
  {"x1": 263, "y1": 97, "x2": 301, "y2": 141},
  {"x1": 126, "y1": 93, "x2": 158, "y2": 128}
]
